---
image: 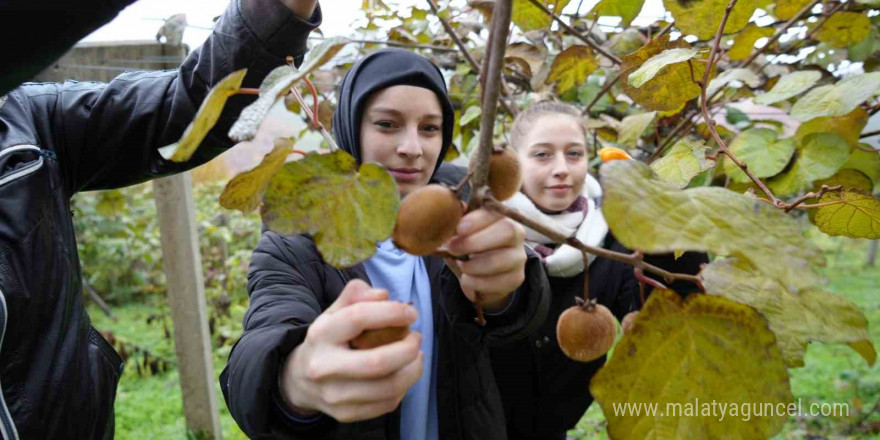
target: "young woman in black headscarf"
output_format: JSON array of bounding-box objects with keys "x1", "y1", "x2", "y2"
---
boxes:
[{"x1": 220, "y1": 48, "x2": 551, "y2": 440}]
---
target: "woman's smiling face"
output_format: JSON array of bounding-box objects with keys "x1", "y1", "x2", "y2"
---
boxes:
[
  {"x1": 517, "y1": 113, "x2": 588, "y2": 212},
  {"x1": 359, "y1": 85, "x2": 444, "y2": 198}
]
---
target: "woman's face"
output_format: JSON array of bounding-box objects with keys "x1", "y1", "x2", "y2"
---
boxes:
[
  {"x1": 517, "y1": 113, "x2": 588, "y2": 212},
  {"x1": 360, "y1": 85, "x2": 444, "y2": 198}
]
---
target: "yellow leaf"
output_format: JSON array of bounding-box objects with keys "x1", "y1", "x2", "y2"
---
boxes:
[
  {"x1": 728, "y1": 24, "x2": 775, "y2": 61},
  {"x1": 591, "y1": 289, "x2": 792, "y2": 440},
  {"x1": 512, "y1": 0, "x2": 571, "y2": 31},
  {"x1": 816, "y1": 12, "x2": 872, "y2": 48},
  {"x1": 229, "y1": 38, "x2": 349, "y2": 142},
  {"x1": 617, "y1": 112, "x2": 657, "y2": 147},
  {"x1": 843, "y1": 146, "x2": 880, "y2": 193},
  {"x1": 261, "y1": 150, "x2": 399, "y2": 268},
  {"x1": 795, "y1": 108, "x2": 868, "y2": 148},
  {"x1": 650, "y1": 138, "x2": 716, "y2": 188},
  {"x1": 620, "y1": 36, "x2": 709, "y2": 112},
  {"x1": 702, "y1": 258, "x2": 876, "y2": 367},
  {"x1": 600, "y1": 160, "x2": 825, "y2": 291},
  {"x1": 664, "y1": 0, "x2": 758, "y2": 40},
  {"x1": 589, "y1": 0, "x2": 646, "y2": 26},
  {"x1": 220, "y1": 138, "x2": 294, "y2": 213},
  {"x1": 96, "y1": 190, "x2": 126, "y2": 216},
  {"x1": 159, "y1": 69, "x2": 247, "y2": 163},
  {"x1": 774, "y1": 0, "x2": 814, "y2": 20},
  {"x1": 813, "y1": 189, "x2": 880, "y2": 239},
  {"x1": 545, "y1": 45, "x2": 599, "y2": 93}
]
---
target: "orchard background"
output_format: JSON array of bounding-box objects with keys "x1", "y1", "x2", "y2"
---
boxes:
[{"x1": 70, "y1": 0, "x2": 880, "y2": 438}]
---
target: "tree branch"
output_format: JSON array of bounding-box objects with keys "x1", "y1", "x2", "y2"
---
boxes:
[
  {"x1": 698, "y1": 0, "x2": 784, "y2": 207},
  {"x1": 583, "y1": 74, "x2": 620, "y2": 115},
  {"x1": 741, "y1": 0, "x2": 823, "y2": 67},
  {"x1": 525, "y1": 0, "x2": 622, "y2": 65},
  {"x1": 483, "y1": 197, "x2": 704, "y2": 288},
  {"x1": 783, "y1": 184, "x2": 843, "y2": 212},
  {"x1": 859, "y1": 130, "x2": 880, "y2": 140},
  {"x1": 427, "y1": 0, "x2": 518, "y2": 116}
]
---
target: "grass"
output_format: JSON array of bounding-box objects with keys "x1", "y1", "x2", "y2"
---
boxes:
[{"x1": 89, "y1": 229, "x2": 878, "y2": 440}]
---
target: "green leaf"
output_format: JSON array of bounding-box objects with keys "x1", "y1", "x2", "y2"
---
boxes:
[
  {"x1": 460, "y1": 106, "x2": 482, "y2": 126},
  {"x1": 843, "y1": 147, "x2": 880, "y2": 193},
  {"x1": 261, "y1": 150, "x2": 399, "y2": 268},
  {"x1": 607, "y1": 28, "x2": 647, "y2": 57},
  {"x1": 591, "y1": 289, "x2": 792, "y2": 440},
  {"x1": 96, "y1": 190, "x2": 126, "y2": 216},
  {"x1": 794, "y1": 108, "x2": 868, "y2": 148},
  {"x1": 159, "y1": 69, "x2": 247, "y2": 162},
  {"x1": 728, "y1": 24, "x2": 775, "y2": 61},
  {"x1": 813, "y1": 189, "x2": 880, "y2": 239},
  {"x1": 724, "y1": 128, "x2": 796, "y2": 183},
  {"x1": 848, "y1": 28, "x2": 880, "y2": 62},
  {"x1": 229, "y1": 37, "x2": 349, "y2": 142},
  {"x1": 600, "y1": 160, "x2": 825, "y2": 291},
  {"x1": 512, "y1": 0, "x2": 571, "y2": 31},
  {"x1": 664, "y1": 0, "x2": 758, "y2": 40},
  {"x1": 545, "y1": 45, "x2": 599, "y2": 93},
  {"x1": 621, "y1": 36, "x2": 709, "y2": 112},
  {"x1": 588, "y1": 0, "x2": 646, "y2": 26},
  {"x1": 725, "y1": 106, "x2": 750, "y2": 126},
  {"x1": 650, "y1": 138, "x2": 716, "y2": 188},
  {"x1": 220, "y1": 138, "x2": 294, "y2": 213},
  {"x1": 790, "y1": 72, "x2": 880, "y2": 122},
  {"x1": 627, "y1": 48, "x2": 698, "y2": 88},
  {"x1": 815, "y1": 12, "x2": 872, "y2": 48},
  {"x1": 766, "y1": 161, "x2": 808, "y2": 196},
  {"x1": 754, "y1": 70, "x2": 822, "y2": 105},
  {"x1": 798, "y1": 132, "x2": 851, "y2": 182},
  {"x1": 706, "y1": 67, "x2": 761, "y2": 97},
  {"x1": 617, "y1": 112, "x2": 657, "y2": 147},
  {"x1": 702, "y1": 258, "x2": 876, "y2": 368}
]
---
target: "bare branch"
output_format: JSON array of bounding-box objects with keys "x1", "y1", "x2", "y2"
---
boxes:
[
  {"x1": 741, "y1": 0, "x2": 823, "y2": 67},
  {"x1": 427, "y1": 0, "x2": 518, "y2": 116},
  {"x1": 483, "y1": 197, "x2": 704, "y2": 288},
  {"x1": 525, "y1": 0, "x2": 622, "y2": 65},
  {"x1": 583, "y1": 74, "x2": 620, "y2": 115}
]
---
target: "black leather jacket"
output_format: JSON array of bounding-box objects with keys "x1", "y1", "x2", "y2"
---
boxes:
[{"x1": 0, "y1": 1, "x2": 319, "y2": 438}]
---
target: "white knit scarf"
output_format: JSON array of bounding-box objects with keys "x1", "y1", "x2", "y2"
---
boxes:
[{"x1": 504, "y1": 174, "x2": 608, "y2": 278}]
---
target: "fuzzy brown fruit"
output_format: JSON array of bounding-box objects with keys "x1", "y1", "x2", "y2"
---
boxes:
[
  {"x1": 350, "y1": 326, "x2": 411, "y2": 350},
  {"x1": 556, "y1": 298, "x2": 618, "y2": 363},
  {"x1": 621, "y1": 311, "x2": 639, "y2": 334},
  {"x1": 392, "y1": 184, "x2": 463, "y2": 255},
  {"x1": 487, "y1": 147, "x2": 521, "y2": 201}
]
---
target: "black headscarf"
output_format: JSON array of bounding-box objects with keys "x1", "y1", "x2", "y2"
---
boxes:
[{"x1": 332, "y1": 48, "x2": 455, "y2": 178}]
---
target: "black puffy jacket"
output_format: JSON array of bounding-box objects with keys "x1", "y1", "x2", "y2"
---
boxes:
[
  {"x1": 0, "y1": 2, "x2": 319, "y2": 438},
  {"x1": 220, "y1": 226, "x2": 551, "y2": 439}
]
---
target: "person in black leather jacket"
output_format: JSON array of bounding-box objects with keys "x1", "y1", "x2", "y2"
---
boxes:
[{"x1": 0, "y1": 1, "x2": 320, "y2": 438}]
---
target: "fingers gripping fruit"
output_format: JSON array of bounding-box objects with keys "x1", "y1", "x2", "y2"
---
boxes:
[
  {"x1": 392, "y1": 184, "x2": 463, "y2": 255},
  {"x1": 621, "y1": 311, "x2": 639, "y2": 334},
  {"x1": 556, "y1": 298, "x2": 618, "y2": 363},
  {"x1": 487, "y1": 146, "x2": 522, "y2": 201},
  {"x1": 350, "y1": 326, "x2": 411, "y2": 350}
]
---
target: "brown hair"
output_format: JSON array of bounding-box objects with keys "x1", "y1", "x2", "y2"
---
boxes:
[{"x1": 509, "y1": 100, "x2": 585, "y2": 151}]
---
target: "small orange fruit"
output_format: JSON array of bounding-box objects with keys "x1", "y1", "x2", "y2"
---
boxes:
[
  {"x1": 393, "y1": 184, "x2": 463, "y2": 255},
  {"x1": 556, "y1": 298, "x2": 618, "y2": 363}
]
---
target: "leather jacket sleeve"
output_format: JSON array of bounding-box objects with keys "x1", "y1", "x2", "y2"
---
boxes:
[{"x1": 0, "y1": 0, "x2": 321, "y2": 195}]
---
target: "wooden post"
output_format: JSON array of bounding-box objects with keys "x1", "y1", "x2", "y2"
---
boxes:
[{"x1": 154, "y1": 172, "x2": 222, "y2": 440}]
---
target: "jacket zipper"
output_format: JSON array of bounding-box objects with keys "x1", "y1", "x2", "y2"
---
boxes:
[
  {"x1": 0, "y1": 288, "x2": 21, "y2": 440},
  {"x1": 336, "y1": 269, "x2": 348, "y2": 284},
  {"x1": 0, "y1": 145, "x2": 45, "y2": 188}
]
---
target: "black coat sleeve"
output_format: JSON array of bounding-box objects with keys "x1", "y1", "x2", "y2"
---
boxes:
[
  {"x1": 221, "y1": 232, "x2": 337, "y2": 439},
  {"x1": 0, "y1": 0, "x2": 320, "y2": 194},
  {"x1": 0, "y1": 0, "x2": 139, "y2": 96}
]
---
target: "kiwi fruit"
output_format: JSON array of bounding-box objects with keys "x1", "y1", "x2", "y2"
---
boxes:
[
  {"x1": 621, "y1": 311, "x2": 639, "y2": 334},
  {"x1": 487, "y1": 146, "x2": 522, "y2": 201},
  {"x1": 350, "y1": 326, "x2": 411, "y2": 350},
  {"x1": 556, "y1": 298, "x2": 618, "y2": 363},
  {"x1": 392, "y1": 184, "x2": 463, "y2": 255}
]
